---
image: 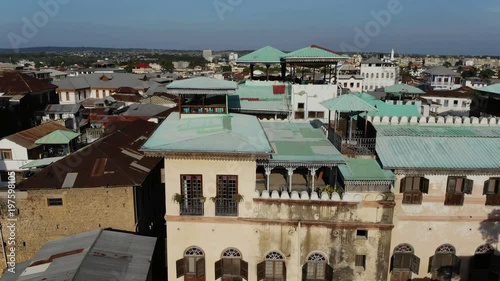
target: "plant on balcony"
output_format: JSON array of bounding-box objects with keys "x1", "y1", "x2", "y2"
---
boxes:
[
  {"x1": 209, "y1": 196, "x2": 218, "y2": 203},
  {"x1": 232, "y1": 194, "x2": 244, "y2": 203},
  {"x1": 199, "y1": 196, "x2": 206, "y2": 203},
  {"x1": 320, "y1": 184, "x2": 344, "y2": 198},
  {"x1": 172, "y1": 193, "x2": 182, "y2": 203}
]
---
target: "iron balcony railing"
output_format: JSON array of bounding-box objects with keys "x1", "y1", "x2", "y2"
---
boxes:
[
  {"x1": 179, "y1": 198, "x2": 204, "y2": 216},
  {"x1": 215, "y1": 198, "x2": 238, "y2": 216},
  {"x1": 341, "y1": 137, "x2": 377, "y2": 155}
]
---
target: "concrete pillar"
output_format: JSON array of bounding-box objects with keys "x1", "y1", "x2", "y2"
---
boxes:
[
  {"x1": 265, "y1": 167, "x2": 272, "y2": 192},
  {"x1": 309, "y1": 167, "x2": 318, "y2": 191},
  {"x1": 287, "y1": 167, "x2": 295, "y2": 192}
]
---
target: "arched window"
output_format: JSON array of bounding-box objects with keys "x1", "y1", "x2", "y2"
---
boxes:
[
  {"x1": 176, "y1": 246, "x2": 205, "y2": 280},
  {"x1": 215, "y1": 248, "x2": 248, "y2": 281},
  {"x1": 302, "y1": 252, "x2": 333, "y2": 281},
  {"x1": 471, "y1": 244, "x2": 496, "y2": 273},
  {"x1": 257, "y1": 251, "x2": 286, "y2": 281},
  {"x1": 475, "y1": 244, "x2": 495, "y2": 255},
  {"x1": 429, "y1": 244, "x2": 461, "y2": 279},
  {"x1": 390, "y1": 244, "x2": 419, "y2": 281}
]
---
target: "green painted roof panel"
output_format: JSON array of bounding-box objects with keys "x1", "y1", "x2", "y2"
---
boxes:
[
  {"x1": 384, "y1": 84, "x2": 425, "y2": 95},
  {"x1": 478, "y1": 83, "x2": 500, "y2": 95},
  {"x1": 354, "y1": 94, "x2": 421, "y2": 118},
  {"x1": 166, "y1": 77, "x2": 237, "y2": 93},
  {"x1": 35, "y1": 130, "x2": 80, "y2": 144},
  {"x1": 237, "y1": 46, "x2": 287, "y2": 64},
  {"x1": 228, "y1": 81, "x2": 290, "y2": 112},
  {"x1": 283, "y1": 45, "x2": 349, "y2": 59},
  {"x1": 339, "y1": 158, "x2": 395, "y2": 181},
  {"x1": 321, "y1": 94, "x2": 378, "y2": 112}
]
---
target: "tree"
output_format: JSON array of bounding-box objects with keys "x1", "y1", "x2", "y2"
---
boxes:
[
  {"x1": 189, "y1": 57, "x2": 208, "y2": 68},
  {"x1": 407, "y1": 61, "x2": 413, "y2": 70},
  {"x1": 222, "y1": 65, "x2": 232, "y2": 72},
  {"x1": 479, "y1": 69, "x2": 495, "y2": 80},
  {"x1": 443, "y1": 61, "x2": 452, "y2": 68},
  {"x1": 455, "y1": 60, "x2": 463, "y2": 67},
  {"x1": 461, "y1": 67, "x2": 477, "y2": 79},
  {"x1": 160, "y1": 61, "x2": 174, "y2": 72}
]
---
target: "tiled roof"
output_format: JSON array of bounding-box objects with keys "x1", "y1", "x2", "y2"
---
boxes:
[
  {"x1": 141, "y1": 113, "x2": 273, "y2": 156},
  {"x1": 18, "y1": 120, "x2": 162, "y2": 189},
  {"x1": 4, "y1": 122, "x2": 69, "y2": 149},
  {"x1": 237, "y1": 46, "x2": 287, "y2": 64},
  {"x1": 0, "y1": 71, "x2": 57, "y2": 96},
  {"x1": 375, "y1": 125, "x2": 500, "y2": 170},
  {"x1": 320, "y1": 94, "x2": 378, "y2": 112},
  {"x1": 339, "y1": 158, "x2": 395, "y2": 181}
]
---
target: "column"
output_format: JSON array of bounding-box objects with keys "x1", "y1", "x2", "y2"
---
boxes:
[
  {"x1": 250, "y1": 64, "x2": 254, "y2": 80},
  {"x1": 266, "y1": 64, "x2": 270, "y2": 81},
  {"x1": 265, "y1": 167, "x2": 272, "y2": 192},
  {"x1": 309, "y1": 167, "x2": 318, "y2": 191},
  {"x1": 286, "y1": 167, "x2": 295, "y2": 192}
]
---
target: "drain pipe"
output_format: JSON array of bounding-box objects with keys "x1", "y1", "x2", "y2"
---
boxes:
[{"x1": 297, "y1": 220, "x2": 301, "y2": 281}]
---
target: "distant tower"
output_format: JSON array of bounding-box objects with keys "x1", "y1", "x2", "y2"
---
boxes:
[{"x1": 390, "y1": 49, "x2": 395, "y2": 61}]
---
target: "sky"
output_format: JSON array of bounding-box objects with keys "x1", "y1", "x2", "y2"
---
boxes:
[{"x1": 1, "y1": 0, "x2": 500, "y2": 55}]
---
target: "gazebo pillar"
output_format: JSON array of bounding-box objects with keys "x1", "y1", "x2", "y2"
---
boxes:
[
  {"x1": 286, "y1": 167, "x2": 295, "y2": 192},
  {"x1": 264, "y1": 167, "x2": 272, "y2": 192},
  {"x1": 265, "y1": 64, "x2": 270, "y2": 81},
  {"x1": 280, "y1": 63, "x2": 286, "y2": 82},
  {"x1": 309, "y1": 167, "x2": 318, "y2": 191},
  {"x1": 250, "y1": 64, "x2": 254, "y2": 80},
  {"x1": 333, "y1": 62, "x2": 338, "y2": 84}
]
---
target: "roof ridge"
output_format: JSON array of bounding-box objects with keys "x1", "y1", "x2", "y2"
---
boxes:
[{"x1": 71, "y1": 229, "x2": 104, "y2": 281}]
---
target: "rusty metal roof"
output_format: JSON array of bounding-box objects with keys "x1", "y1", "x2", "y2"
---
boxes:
[
  {"x1": 18, "y1": 120, "x2": 162, "y2": 189},
  {"x1": 4, "y1": 122, "x2": 69, "y2": 149},
  {"x1": 0, "y1": 70, "x2": 57, "y2": 96}
]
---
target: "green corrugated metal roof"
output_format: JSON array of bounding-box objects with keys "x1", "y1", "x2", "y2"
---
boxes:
[
  {"x1": 375, "y1": 125, "x2": 500, "y2": 170},
  {"x1": 228, "y1": 81, "x2": 290, "y2": 112},
  {"x1": 478, "y1": 83, "x2": 500, "y2": 95},
  {"x1": 237, "y1": 46, "x2": 287, "y2": 64},
  {"x1": 354, "y1": 94, "x2": 421, "y2": 118},
  {"x1": 141, "y1": 113, "x2": 273, "y2": 154},
  {"x1": 261, "y1": 122, "x2": 344, "y2": 163},
  {"x1": 283, "y1": 45, "x2": 349, "y2": 60},
  {"x1": 384, "y1": 84, "x2": 425, "y2": 95},
  {"x1": 20, "y1": 157, "x2": 64, "y2": 169},
  {"x1": 339, "y1": 158, "x2": 395, "y2": 181},
  {"x1": 35, "y1": 130, "x2": 80, "y2": 144},
  {"x1": 166, "y1": 77, "x2": 237, "y2": 95},
  {"x1": 321, "y1": 94, "x2": 378, "y2": 112}
]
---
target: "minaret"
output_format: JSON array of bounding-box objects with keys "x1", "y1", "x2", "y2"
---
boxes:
[{"x1": 390, "y1": 49, "x2": 395, "y2": 61}]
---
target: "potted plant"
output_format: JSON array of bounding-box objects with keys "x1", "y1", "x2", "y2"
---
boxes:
[
  {"x1": 172, "y1": 193, "x2": 182, "y2": 203},
  {"x1": 209, "y1": 197, "x2": 218, "y2": 203},
  {"x1": 232, "y1": 194, "x2": 244, "y2": 203},
  {"x1": 199, "y1": 196, "x2": 206, "y2": 203}
]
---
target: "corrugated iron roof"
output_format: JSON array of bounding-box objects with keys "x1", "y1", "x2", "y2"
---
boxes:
[
  {"x1": 35, "y1": 130, "x2": 80, "y2": 145},
  {"x1": 478, "y1": 83, "x2": 500, "y2": 96},
  {"x1": 423, "y1": 66, "x2": 461, "y2": 77},
  {"x1": 17, "y1": 120, "x2": 162, "y2": 190},
  {"x1": 4, "y1": 122, "x2": 69, "y2": 149},
  {"x1": 237, "y1": 46, "x2": 287, "y2": 64},
  {"x1": 339, "y1": 157, "x2": 395, "y2": 181},
  {"x1": 0, "y1": 71, "x2": 57, "y2": 96},
  {"x1": 320, "y1": 94, "x2": 378, "y2": 112},
  {"x1": 384, "y1": 84, "x2": 425, "y2": 95}
]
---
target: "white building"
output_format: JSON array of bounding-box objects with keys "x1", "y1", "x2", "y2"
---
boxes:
[
  {"x1": 337, "y1": 75, "x2": 364, "y2": 94},
  {"x1": 421, "y1": 86, "x2": 474, "y2": 116},
  {"x1": 464, "y1": 77, "x2": 488, "y2": 88},
  {"x1": 423, "y1": 66, "x2": 462, "y2": 91},
  {"x1": 228, "y1": 52, "x2": 239, "y2": 63},
  {"x1": 173, "y1": 61, "x2": 190, "y2": 69},
  {"x1": 360, "y1": 57, "x2": 398, "y2": 91},
  {"x1": 291, "y1": 84, "x2": 337, "y2": 122},
  {"x1": 203, "y1": 49, "x2": 213, "y2": 62}
]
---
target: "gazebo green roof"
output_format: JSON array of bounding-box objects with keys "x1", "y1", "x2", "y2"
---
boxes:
[
  {"x1": 354, "y1": 93, "x2": 421, "y2": 118},
  {"x1": 478, "y1": 83, "x2": 500, "y2": 95},
  {"x1": 237, "y1": 46, "x2": 287, "y2": 64},
  {"x1": 384, "y1": 84, "x2": 425, "y2": 95},
  {"x1": 282, "y1": 45, "x2": 349, "y2": 63},
  {"x1": 35, "y1": 130, "x2": 80, "y2": 144},
  {"x1": 339, "y1": 158, "x2": 395, "y2": 182},
  {"x1": 320, "y1": 94, "x2": 378, "y2": 112},
  {"x1": 166, "y1": 77, "x2": 238, "y2": 95}
]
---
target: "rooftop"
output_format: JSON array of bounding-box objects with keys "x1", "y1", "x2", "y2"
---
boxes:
[
  {"x1": 44, "y1": 104, "x2": 82, "y2": 114},
  {"x1": 282, "y1": 45, "x2": 349, "y2": 63},
  {"x1": 355, "y1": 93, "x2": 421, "y2": 118},
  {"x1": 321, "y1": 94, "x2": 378, "y2": 112},
  {"x1": 3, "y1": 122, "x2": 70, "y2": 149},
  {"x1": 477, "y1": 83, "x2": 500, "y2": 96},
  {"x1": 339, "y1": 157, "x2": 395, "y2": 181},
  {"x1": 166, "y1": 77, "x2": 237, "y2": 95},
  {"x1": 261, "y1": 121, "x2": 344, "y2": 164},
  {"x1": 35, "y1": 130, "x2": 81, "y2": 145},
  {"x1": 0, "y1": 71, "x2": 57, "y2": 96},
  {"x1": 237, "y1": 46, "x2": 287, "y2": 64},
  {"x1": 228, "y1": 81, "x2": 290, "y2": 113},
  {"x1": 384, "y1": 84, "x2": 425, "y2": 95},
  {"x1": 423, "y1": 86, "x2": 475, "y2": 99},
  {"x1": 423, "y1": 66, "x2": 461, "y2": 77},
  {"x1": 53, "y1": 73, "x2": 155, "y2": 91},
  {"x1": 18, "y1": 120, "x2": 162, "y2": 189},
  {"x1": 0, "y1": 229, "x2": 156, "y2": 281},
  {"x1": 141, "y1": 112, "x2": 273, "y2": 157},
  {"x1": 360, "y1": 57, "x2": 386, "y2": 64}
]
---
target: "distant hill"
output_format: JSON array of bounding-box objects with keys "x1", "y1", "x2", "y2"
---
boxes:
[{"x1": 0, "y1": 46, "x2": 204, "y2": 54}]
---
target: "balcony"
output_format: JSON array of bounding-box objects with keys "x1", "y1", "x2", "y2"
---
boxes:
[
  {"x1": 486, "y1": 194, "x2": 500, "y2": 206},
  {"x1": 179, "y1": 198, "x2": 204, "y2": 216},
  {"x1": 215, "y1": 198, "x2": 238, "y2": 216},
  {"x1": 181, "y1": 104, "x2": 226, "y2": 114},
  {"x1": 444, "y1": 193, "x2": 464, "y2": 206}
]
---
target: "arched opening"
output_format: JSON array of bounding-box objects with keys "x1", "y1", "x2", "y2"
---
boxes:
[
  {"x1": 469, "y1": 244, "x2": 500, "y2": 280},
  {"x1": 428, "y1": 244, "x2": 461, "y2": 281},
  {"x1": 257, "y1": 251, "x2": 286, "y2": 281},
  {"x1": 390, "y1": 243, "x2": 420, "y2": 281},
  {"x1": 302, "y1": 252, "x2": 333, "y2": 281},
  {"x1": 176, "y1": 246, "x2": 205, "y2": 281},
  {"x1": 215, "y1": 248, "x2": 248, "y2": 281}
]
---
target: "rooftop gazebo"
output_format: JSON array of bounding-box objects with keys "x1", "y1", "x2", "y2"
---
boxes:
[
  {"x1": 281, "y1": 45, "x2": 350, "y2": 84},
  {"x1": 236, "y1": 46, "x2": 287, "y2": 81},
  {"x1": 384, "y1": 84, "x2": 425, "y2": 100},
  {"x1": 166, "y1": 77, "x2": 238, "y2": 117},
  {"x1": 35, "y1": 129, "x2": 81, "y2": 157}
]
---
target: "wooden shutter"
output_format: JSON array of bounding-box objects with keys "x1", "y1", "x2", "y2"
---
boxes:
[
  {"x1": 400, "y1": 253, "x2": 412, "y2": 269},
  {"x1": 391, "y1": 271, "x2": 411, "y2": 281},
  {"x1": 428, "y1": 256, "x2": 434, "y2": 273},
  {"x1": 240, "y1": 259, "x2": 248, "y2": 280},
  {"x1": 215, "y1": 259, "x2": 222, "y2": 280},
  {"x1": 447, "y1": 177, "x2": 456, "y2": 193},
  {"x1": 392, "y1": 254, "x2": 403, "y2": 269},
  {"x1": 463, "y1": 179, "x2": 474, "y2": 194},
  {"x1": 302, "y1": 264, "x2": 307, "y2": 281},
  {"x1": 390, "y1": 255, "x2": 395, "y2": 271},
  {"x1": 452, "y1": 255, "x2": 461, "y2": 275},
  {"x1": 176, "y1": 258, "x2": 185, "y2": 278},
  {"x1": 325, "y1": 264, "x2": 334, "y2": 281},
  {"x1": 420, "y1": 178, "x2": 429, "y2": 194},
  {"x1": 282, "y1": 261, "x2": 287, "y2": 280},
  {"x1": 400, "y1": 178, "x2": 407, "y2": 193},
  {"x1": 410, "y1": 254, "x2": 420, "y2": 274},
  {"x1": 257, "y1": 261, "x2": 266, "y2": 281},
  {"x1": 411, "y1": 192, "x2": 422, "y2": 204},
  {"x1": 484, "y1": 180, "x2": 491, "y2": 195},
  {"x1": 196, "y1": 258, "x2": 205, "y2": 278},
  {"x1": 402, "y1": 193, "x2": 413, "y2": 204}
]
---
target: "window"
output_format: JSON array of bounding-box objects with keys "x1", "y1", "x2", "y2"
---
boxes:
[
  {"x1": 445, "y1": 176, "x2": 473, "y2": 206},
  {"x1": 343, "y1": 83, "x2": 347, "y2": 87},
  {"x1": 215, "y1": 248, "x2": 248, "y2": 281},
  {"x1": 176, "y1": 247, "x2": 205, "y2": 280},
  {"x1": 308, "y1": 111, "x2": 325, "y2": 119},
  {"x1": 66, "y1": 92, "x2": 70, "y2": 101},
  {"x1": 180, "y1": 175, "x2": 204, "y2": 215},
  {"x1": 470, "y1": 244, "x2": 496, "y2": 275},
  {"x1": 257, "y1": 251, "x2": 286, "y2": 281},
  {"x1": 294, "y1": 112, "x2": 305, "y2": 119},
  {"x1": 376, "y1": 73, "x2": 379, "y2": 79},
  {"x1": 453, "y1": 100, "x2": 459, "y2": 107},
  {"x1": 47, "y1": 198, "x2": 63, "y2": 206},
  {"x1": 356, "y1": 83, "x2": 360, "y2": 88},
  {"x1": 215, "y1": 175, "x2": 238, "y2": 216},
  {"x1": 436, "y1": 99, "x2": 442, "y2": 105},
  {"x1": 484, "y1": 178, "x2": 500, "y2": 206},
  {"x1": 390, "y1": 243, "x2": 420, "y2": 280},
  {"x1": 0, "y1": 171, "x2": 8, "y2": 182},
  {"x1": 444, "y1": 78, "x2": 449, "y2": 83},
  {"x1": 350, "y1": 83, "x2": 354, "y2": 88},
  {"x1": 390, "y1": 73, "x2": 394, "y2": 79},
  {"x1": 400, "y1": 177, "x2": 429, "y2": 204},
  {"x1": 438, "y1": 78, "x2": 442, "y2": 83},
  {"x1": 0, "y1": 149, "x2": 12, "y2": 160},
  {"x1": 302, "y1": 252, "x2": 333, "y2": 281},
  {"x1": 355, "y1": 255, "x2": 366, "y2": 271},
  {"x1": 298, "y1": 103, "x2": 305, "y2": 110},
  {"x1": 428, "y1": 244, "x2": 461, "y2": 280},
  {"x1": 356, "y1": 230, "x2": 368, "y2": 239},
  {"x1": 462, "y1": 101, "x2": 467, "y2": 108},
  {"x1": 370, "y1": 73, "x2": 374, "y2": 78}
]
